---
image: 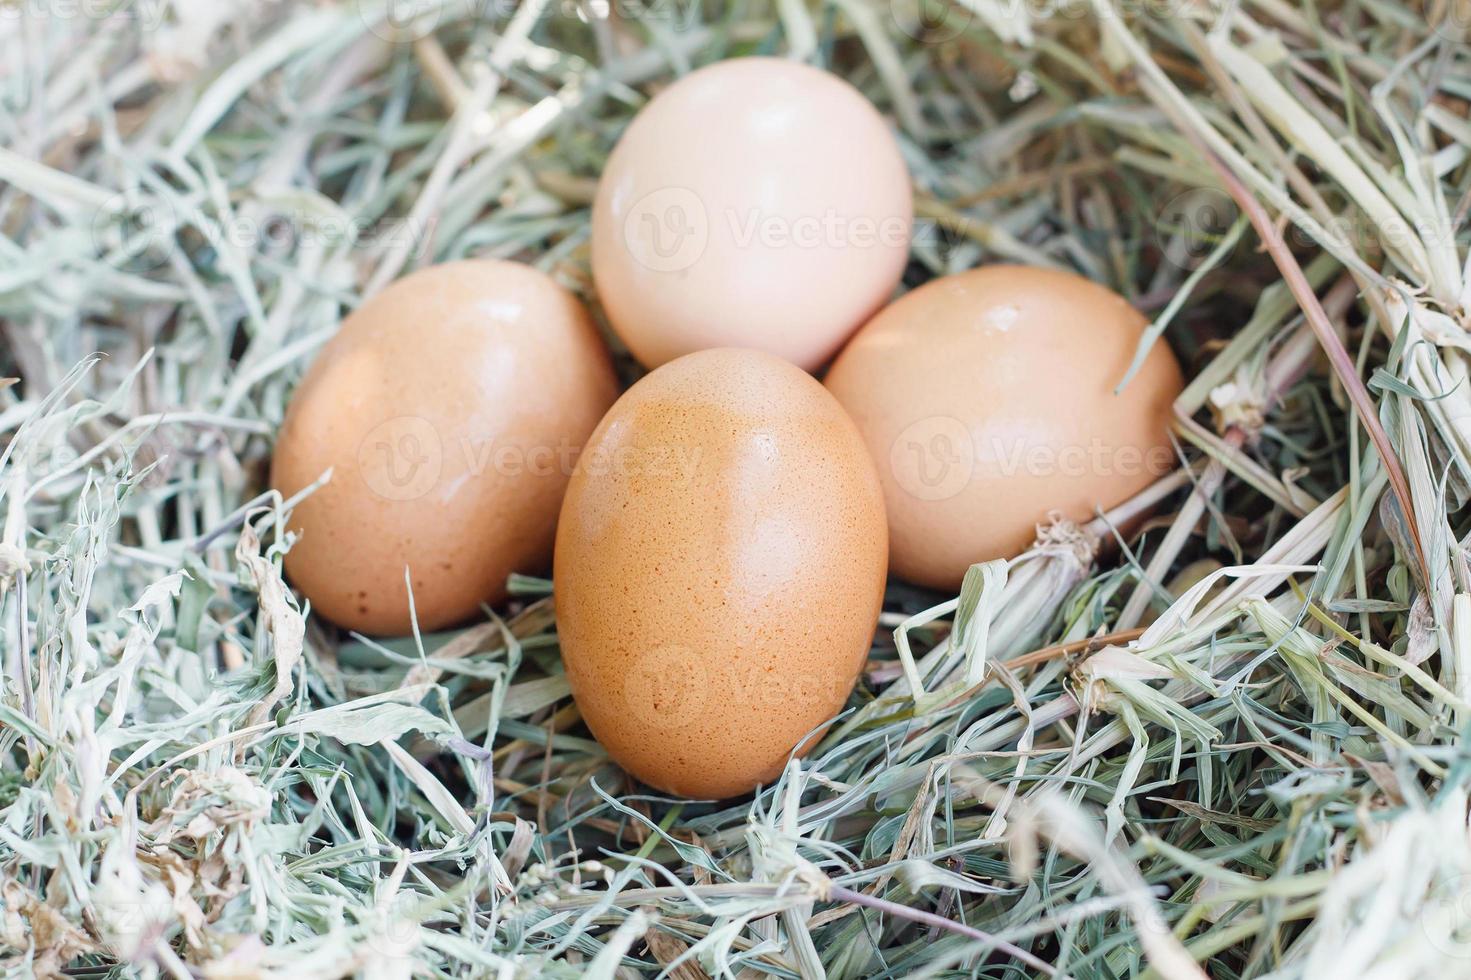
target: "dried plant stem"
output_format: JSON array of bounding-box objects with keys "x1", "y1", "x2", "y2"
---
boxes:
[
  {"x1": 6, "y1": 4, "x2": 1469, "y2": 977},
  {"x1": 827, "y1": 883, "x2": 1060, "y2": 976},
  {"x1": 1194, "y1": 144, "x2": 1429, "y2": 583}
]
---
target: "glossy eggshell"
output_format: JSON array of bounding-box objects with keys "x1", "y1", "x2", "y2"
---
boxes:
[
  {"x1": 591, "y1": 57, "x2": 912, "y2": 372},
  {"x1": 272, "y1": 260, "x2": 619, "y2": 635},
  {"x1": 824, "y1": 265, "x2": 1184, "y2": 592},
  {"x1": 554, "y1": 348, "x2": 888, "y2": 798}
]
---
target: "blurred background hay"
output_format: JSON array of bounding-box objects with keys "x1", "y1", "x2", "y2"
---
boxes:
[{"x1": 3, "y1": 0, "x2": 1471, "y2": 976}]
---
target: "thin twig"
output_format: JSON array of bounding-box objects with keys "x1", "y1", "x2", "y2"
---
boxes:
[
  {"x1": 827, "y1": 884, "x2": 1061, "y2": 977},
  {"x1": 1194, "y1": 144, "x2": 1430, "y2": 585}
]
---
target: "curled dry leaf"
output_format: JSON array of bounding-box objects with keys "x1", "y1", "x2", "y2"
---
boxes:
[{"x1": 235, "y1": 520, "x2": 305, "y2": 729}]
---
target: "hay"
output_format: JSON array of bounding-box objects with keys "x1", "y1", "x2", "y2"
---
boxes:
[{"x1": 2, "y1": 0, "x2": 1470, "y2": 976}]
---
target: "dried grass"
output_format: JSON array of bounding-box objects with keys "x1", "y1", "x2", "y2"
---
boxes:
[{"x1": 3, "y1": 0, "x2": 1471, "y2": 976}]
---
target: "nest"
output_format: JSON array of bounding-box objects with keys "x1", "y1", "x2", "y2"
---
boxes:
[{"x1": 2, "y1": 0, "x2": 1471, "y2": 976}]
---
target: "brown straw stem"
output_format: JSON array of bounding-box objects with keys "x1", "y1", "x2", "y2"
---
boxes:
[{"x1": 1193, "y1": 144, "x2": 1430, "y2": 586}]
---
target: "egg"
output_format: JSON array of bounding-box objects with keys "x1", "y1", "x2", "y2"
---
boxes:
[
  {"x1": 591, "y1": 57, "x2": 912, "y2": 372},
  {"x1": 554, "y1": 348, "x2": 888, "y2": 798},
  {"x1": 272, "y1": 260, "x2": 619, "y2": 635},
  {"x1": 824, "y1": 265, "x2": 1184, "y2": 592}
]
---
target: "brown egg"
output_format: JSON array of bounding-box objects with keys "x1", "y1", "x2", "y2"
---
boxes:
[
  {"x1": 272, "y1": 260, "x2": 619, "y2": 635},
  {"x1": 554, "y1": 348, "x2": 888, "y2": 798},
  {"x1": 824, "y1": 265, "x2": 1184, "y2": 592},
  {"x1": 591, "y1": 57, "x2": 912, "y2": 372}
]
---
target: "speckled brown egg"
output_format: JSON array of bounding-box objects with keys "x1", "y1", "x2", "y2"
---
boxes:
[
  {"x1": 824, "y1": 265, "x2": 1184, "y2": 592},
  {"x1": 271, "y1": 260, "x2": 619, "y2": 635},
  {"x1": 554, "y1": 348, "x2": 888, "y2": 799}
]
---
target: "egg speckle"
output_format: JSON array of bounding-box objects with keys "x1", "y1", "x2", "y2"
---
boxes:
[
  {"x1": 554, "y1": 348, "x2": 888, "y2": 798},
  {"x1": 825, "y1": 265, "x2": 1184, "y2": 591},
  {"x1": 272, "y1": 259, "x2": 619, "y2": 635},
  {"x1": 592, "y1": 58, "x2": 912, "y2": 371}
]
